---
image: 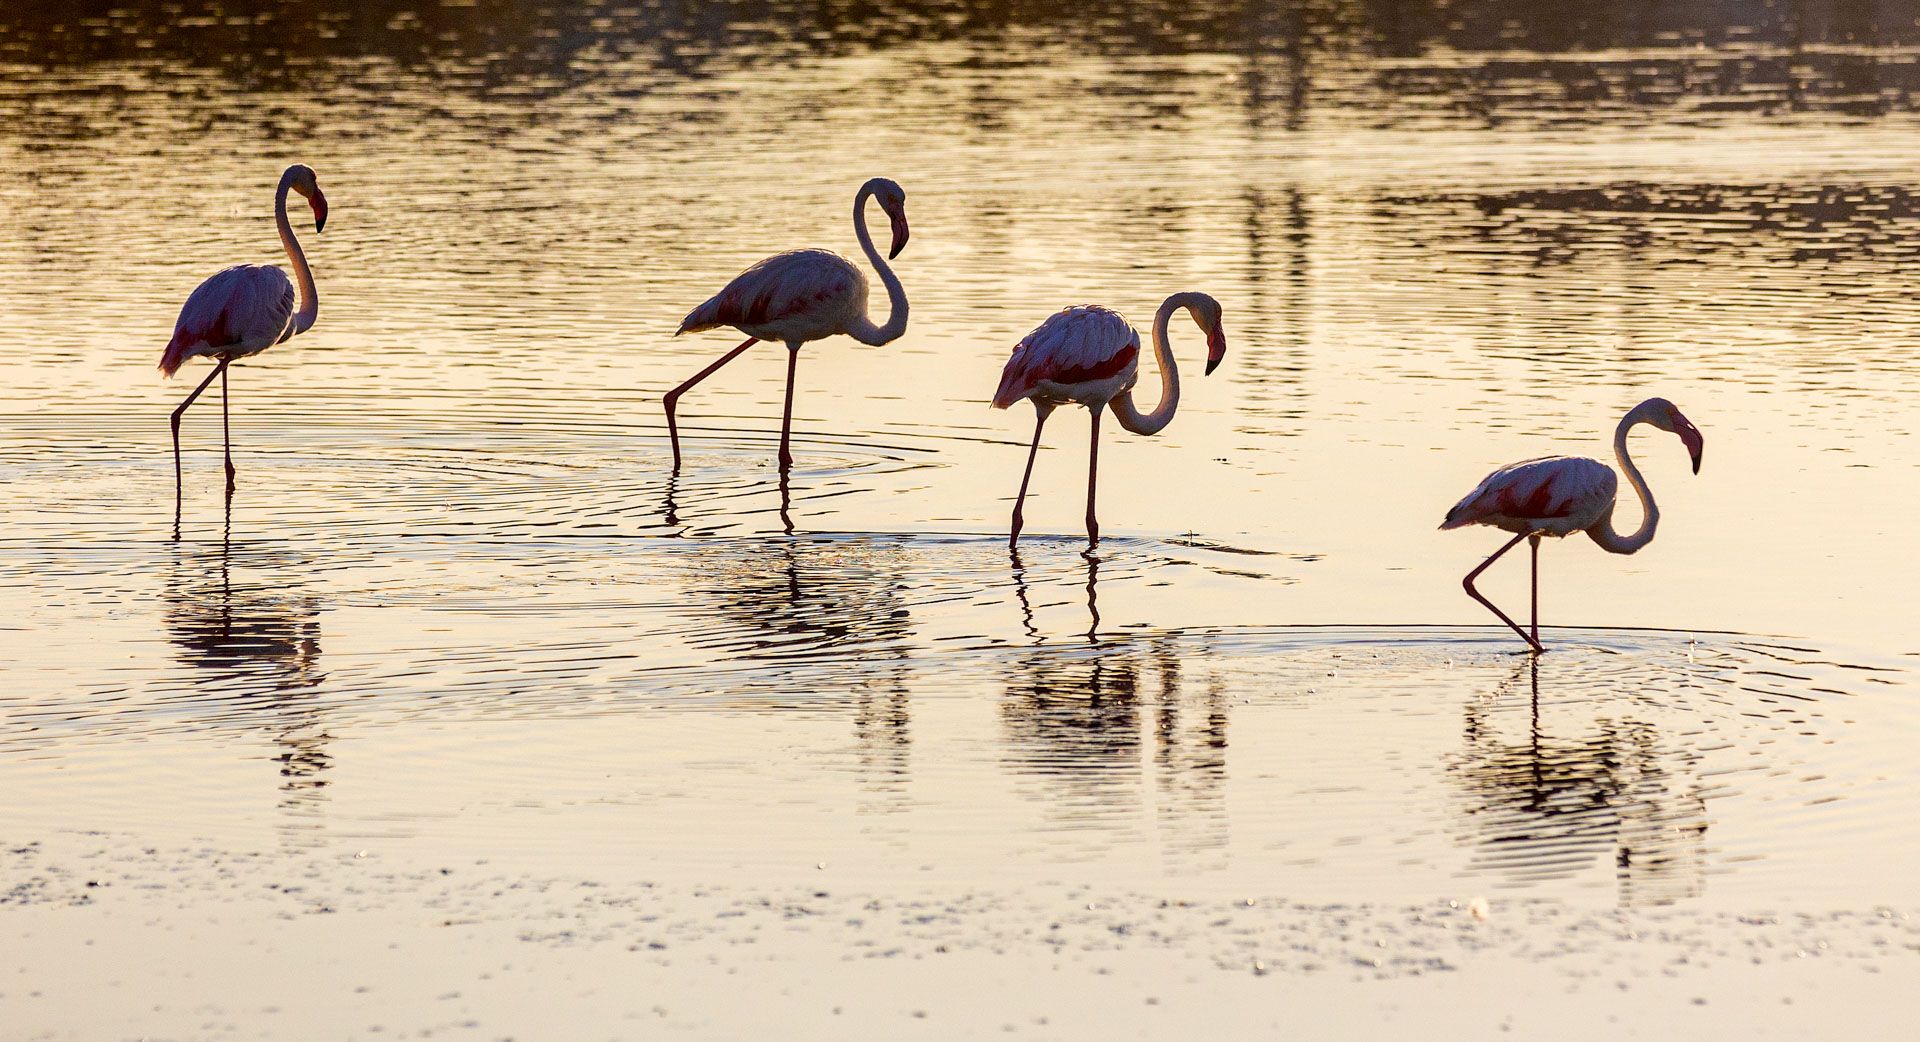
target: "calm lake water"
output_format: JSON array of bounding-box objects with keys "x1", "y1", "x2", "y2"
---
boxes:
[{"x1": 3, "y1": 1, "x2": 1918, "y2": 1037}]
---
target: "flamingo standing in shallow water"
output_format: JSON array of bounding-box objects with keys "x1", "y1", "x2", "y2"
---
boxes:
[
  {"x1": 160, "y1": 163, "x2": 328, "y2": 510},
  {"x1": 992, "y1": 293, "x2": 1227, "y2": 547},
  {"x1": 1441, "y1": 397, "x2": 1705, "y2": 653},
  {"x1": 667, "y1": 177, "x2": 910, "y2": 472}
]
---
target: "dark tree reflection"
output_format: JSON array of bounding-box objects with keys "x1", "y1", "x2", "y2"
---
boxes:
[{"x1": 9, "y1": 0, "x2": 1920, "y2": 113}]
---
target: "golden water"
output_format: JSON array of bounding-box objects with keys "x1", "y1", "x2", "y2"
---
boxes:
[{"x1": 2, "y1": 2, "x2": 1918, "y2": 1034}]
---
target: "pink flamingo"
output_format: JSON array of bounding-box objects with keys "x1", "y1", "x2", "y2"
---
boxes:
[
  {"x1": 667, "y1": 177, "x2": 910, "y2": 472},
  {"x1": 1441, "y1": 397, "x2": 1705, "y2": 652},
  {"x1": 992, "y1": 293, "x2": 1227, "y2": 547},
  {"x1": 160, "y1": 163, "x2": 327, "y2": 506}
]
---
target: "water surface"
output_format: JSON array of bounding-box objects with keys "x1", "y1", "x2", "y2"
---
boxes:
[{"x1": 2, "y1": 1, "x2": 1918, "y2": 1035}]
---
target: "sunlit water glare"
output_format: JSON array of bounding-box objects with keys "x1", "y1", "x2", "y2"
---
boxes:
[{"x1": 2, "y1": 2, "x2": 1919, "y2": 1034}]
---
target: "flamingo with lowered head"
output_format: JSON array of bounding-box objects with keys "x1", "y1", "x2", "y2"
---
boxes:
[
  {"x1": 667, "y1": 177, "x2": 910, "y2": 472},
  {"x1": 1441, "y1": 397, "x2": 1705, "y2": 653},
  {"x1": 992, "y1": 293, "x2": 1227, "y2": 547},
  {"x1": 160, "y1": 163, "x2": 328, "y2": 509}
]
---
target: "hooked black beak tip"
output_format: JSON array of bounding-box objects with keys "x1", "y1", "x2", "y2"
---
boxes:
[{"x1": 1205, "y1": 357, "x2": 1221, "y2": 376}]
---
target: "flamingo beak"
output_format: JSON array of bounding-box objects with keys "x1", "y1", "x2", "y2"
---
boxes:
[
  {"x1": 310, "y1": 190, "x2": 329, "y2": 234},
  {"x1": 1204, "y1": 320, "x2": 1227, "y2": 376},
  {"x1": 1679, "y1": 421, "x2": 1703, "y2": 474},
  {"x1": 888, "y1": 209, "x2": 909, "y2": 260}
]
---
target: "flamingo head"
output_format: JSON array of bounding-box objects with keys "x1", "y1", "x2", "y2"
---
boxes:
[
  {"x1": 285, "y1": 164, "x2": 327, "y2": 233},
  {"x1": 1185, "y1": 293, "x2": 1228, "y2": 375},
  {"x1": 1642, "y1": 397, "x2": 1704, "y2": 473},
  {"x1": 863, "y1": 177, "x2": 909, "y2": 259}
]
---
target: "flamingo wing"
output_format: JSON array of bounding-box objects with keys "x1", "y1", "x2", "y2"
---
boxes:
[
  {"x1": 677, "y1": 249, "x2": 860, "y2": 335},
  {"x1": 1440, "y1": 455, "x2": 1617, "y2": 531},
  {"x1": 990, "y1": 305, "x2": 1140, "y2": 408},
  {"x1": 160, "y1": 264, "x2": 297, "y2": 375}
]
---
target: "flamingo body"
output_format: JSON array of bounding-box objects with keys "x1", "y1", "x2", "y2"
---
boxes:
[
  {"x1": 993, "y1": 293, "x2": 1227, "y2": 546},
  {"x1": 1441, "y1": 397, "x2": 1705, "y2": 652},
  {"x1": 1441, "y1": 455, "x2": 1618, "y2": 540},
  {"x1": 678, "y1": 249, "x2": 865, "y2": 345},
  {"x1": 991, "y1": 305, "x2": 1141, "y2": 410},
  {"x1": 160, "y1": 163, "x2": 326, "y2": 517},
  {"x1": 664, "y1": 178, "x2": 910, "y2": 474},
  {"x1": 160, "y1": 264, "x2": 298, "y2": 376}
]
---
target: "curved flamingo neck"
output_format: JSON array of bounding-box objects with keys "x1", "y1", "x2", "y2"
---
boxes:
[
  {"x1": 1111, "y1": 292, "x2": 1207, "y2": 436},
  {"x1": 846, "y1": 185, "x2": 907, "y2": 346},
  {"x1": 276, "y1": 172, "x2": 319, "y2": 335},
  {"x1": 1590, "y1": 404, "x2": 1660, "y2": 555}
]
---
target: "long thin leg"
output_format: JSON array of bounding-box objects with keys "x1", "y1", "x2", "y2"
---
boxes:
[
  {"x1": 1084, "y1": 404, "x2": 1102, "y2": 547},
  {"x1": 1529, "y1": 534, "x2": 1541, "y2": 647},
  {"x1": 665, "y1": 336, "x2": 758, "y2": 471},
  {"x1": 221, "y1": 363, "x2": 235, "y2": 491},
  {"x1": 171, "y1": 359, "x2": 228, "y2": 515},
  {"x1": 1009, "y1": 403, "x2": 1053, "y2": 547},
  {"x1": 777, "y1": 342, "x2": 800, "y2": 471},
  {"x1": 1461, "y1": 529, "x2": 1542, "y2": 653}
]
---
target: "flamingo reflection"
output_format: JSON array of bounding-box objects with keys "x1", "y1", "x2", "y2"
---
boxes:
[
  {"x1": 681, "y1": 536, "x2": 914, "y2": 808},
  {"x1": 999, "y1": 634, "x2": 1229, "y2": 869},
  {"x1": 1008, "y1": 546, "x2": 1101, "y2": 642},
  {"x1": 163, "y1": 537, "x2": 331, "y2": 844},
  {"x1": 1451, "y1": 658, "x2": 1707, "y2": 906}
]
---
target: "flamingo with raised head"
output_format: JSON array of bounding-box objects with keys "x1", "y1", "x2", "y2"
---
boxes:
[
  {"x1": 160, "y1": 163, "x2": 327, "y2": 509},
  {"x1": 1441, "y1": 397, "x2": 1705, "y2": 653},
  {"x1": 667, "y1": 177, "x2": 910, "y2": 472},
  {"x1": 992, "y1": 293, "x2": 1226, "y2": 547}
]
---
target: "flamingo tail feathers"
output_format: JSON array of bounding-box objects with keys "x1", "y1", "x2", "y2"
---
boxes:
[
  {"x1": 989, "y1": 367, "x2": 1028, "y2": 410},
  {"x1": 159, "y1": 331, "x2": 192, "y2": 377},
  {"x1": 1439, "y1": 484, "x2": 1491, "y2": 529}
]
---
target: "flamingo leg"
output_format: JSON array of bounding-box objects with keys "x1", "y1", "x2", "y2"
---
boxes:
[
  {"x1": 170, "y1": 359, "x2": 229, "y2": 511},
  {"x1": 664, "y1": 336, "x2": 758, "y2": 471},
  {"x1": 221, "y1": 362, "x2": 236, "y2": 492},
  {"x1": 1529, "y1": 534, "x2": 1541, "y2": 646},
  {"x1": 1009, "y1": 402, "x2": 1053, "y2": 547},
  {"x1": 778, "y1": 342, "x2": 801, "y2": 471},
  {"x1": 1461, "y1": 530, "x2": 1543, "y2": 653},
  {"x1": 1084, "y1": 405, "x2": 1102, "y2": 547}
]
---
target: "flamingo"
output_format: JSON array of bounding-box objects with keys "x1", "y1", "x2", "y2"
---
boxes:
[
  {"x1": 1441, "y1": 397, "x2": 1705, "y2": 653},
  {"x1": 666, "y1": 177, "x2": 910, "y2": 472},
  {"x1": 160, "y1": 163, "x2": 327, "y2": 510},
  {"x1": 992, "y1": 293, "x2": 1227, "y2": 547}
]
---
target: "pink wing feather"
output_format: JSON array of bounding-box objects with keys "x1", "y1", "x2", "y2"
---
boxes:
[
  {"x1": 161, "y1": 264, "x2": 297, "y2": 375},
  {"x1": 991, "y1": 306, "x2": 1140, "y2": 408},
  {"x1": 1441, "y1": 455, "x2": 1618, "y2": 531},
  {"x1": 678, "y1": 249, "x2": 858, "y2": 335}
]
